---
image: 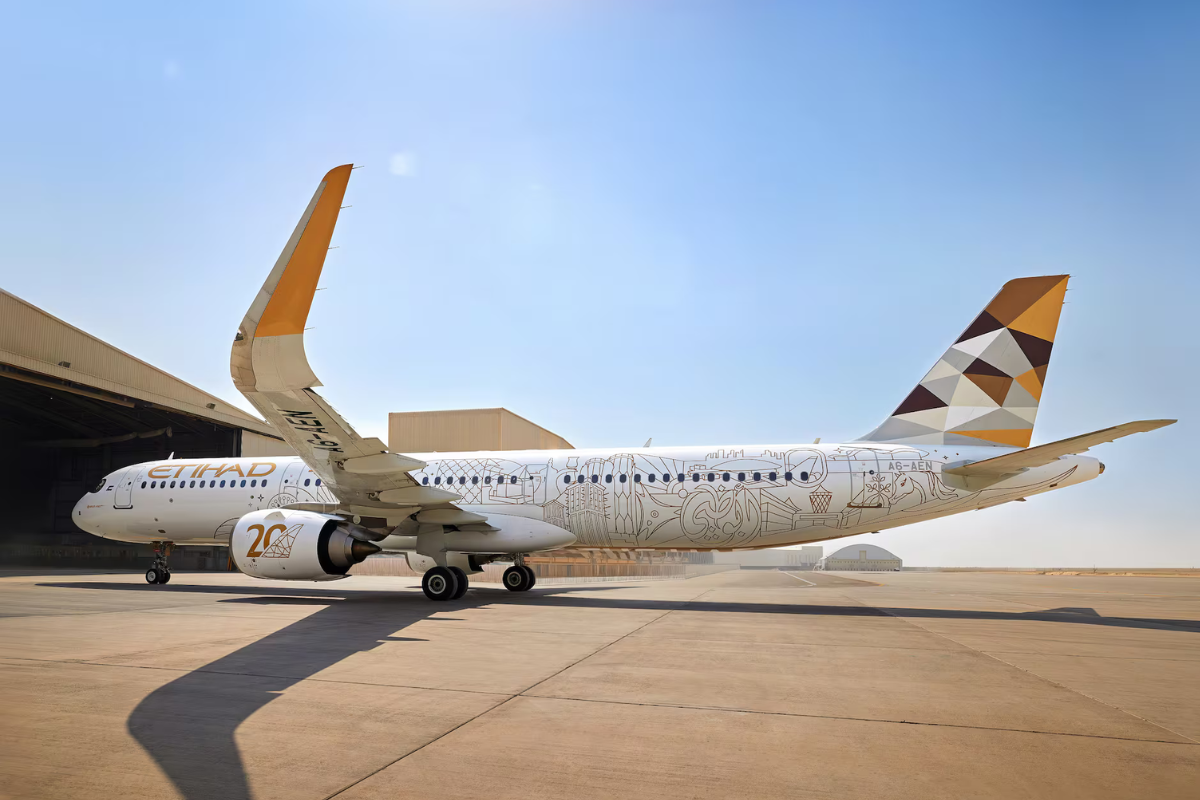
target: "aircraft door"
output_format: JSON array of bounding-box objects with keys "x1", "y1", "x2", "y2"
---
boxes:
[
  {"x1": 113, "y1": 467, "x2": 139, "y2": 509},
  {"x1": 280, "y1": 461, "x2": 306, "y2": 502},
  {"x1": 847, "y1": 450, "x2": 885, "y2": 513}
]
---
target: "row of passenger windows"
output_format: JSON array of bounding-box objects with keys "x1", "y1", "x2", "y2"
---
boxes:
[
  {"x1": 559, "y1": 471, "x2": 810, "y2": 484},
  {"x1": 139, "y1": 478, "x2": 323, "y2": 490},
  {"x1": 424, "y1": 475, "x2": 519, "y2": 486},
  {"x1": 421, "y1": 471, "x2": 811, "y2": 487}
]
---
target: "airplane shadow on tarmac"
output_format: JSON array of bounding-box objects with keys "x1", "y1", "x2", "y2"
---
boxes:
[{"x1": 38, "y1": 579, "x2": 1200, "y2": 800}]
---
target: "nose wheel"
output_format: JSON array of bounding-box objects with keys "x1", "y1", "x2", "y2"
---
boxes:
[{"x1": 146, "y1": 542, "x2": 173, "y2": 585}]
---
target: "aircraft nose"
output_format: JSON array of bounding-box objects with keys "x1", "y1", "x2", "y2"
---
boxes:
[{"x1": 73, "y1": 494, "x2": 99, "y2": 534}]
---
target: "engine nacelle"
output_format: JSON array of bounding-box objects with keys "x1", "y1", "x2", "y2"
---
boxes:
[{"x1": 231, "y1": 509, "x2": 380, "y2": 581}]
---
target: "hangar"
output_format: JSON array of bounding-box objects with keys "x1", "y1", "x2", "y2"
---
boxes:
[
  {"x1": 1, "y1": 290, "x2": 292, "y2": 569},
  {"x1": 816, "y1": 543, "x2": 903, "y2": 571}
]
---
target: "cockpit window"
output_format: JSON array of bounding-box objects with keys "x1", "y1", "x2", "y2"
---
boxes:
[{"x1": 90, "y1": 478, "x2": 106, "y2": 493}]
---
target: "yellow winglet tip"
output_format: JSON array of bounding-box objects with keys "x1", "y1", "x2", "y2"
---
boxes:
[{"x1": 256, "y1": 166, "x2": 354, "y2": 338}]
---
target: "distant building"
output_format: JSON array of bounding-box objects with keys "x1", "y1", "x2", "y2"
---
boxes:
[
  {"x1": 712, "y1": 546, "x2": 822, "y2": 569},
  {"x1": 816, "y1": 544, "x2": 901, "y2": 571}
]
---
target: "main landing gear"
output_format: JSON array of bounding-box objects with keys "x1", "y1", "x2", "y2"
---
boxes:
[
  {"x1": 421, "y1": 565, "x2": 470, "y2": 601},
  {"x1": 503, "y1": 564, "x2": 536, "y2": 593},
  {"x1": 146, "y1": 542, "x2": 173, "y2": 585}
]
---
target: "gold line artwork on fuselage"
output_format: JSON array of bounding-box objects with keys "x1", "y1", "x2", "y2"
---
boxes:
[{"x1": 415, "y1": 444, "x2": 981, "y2": 549}]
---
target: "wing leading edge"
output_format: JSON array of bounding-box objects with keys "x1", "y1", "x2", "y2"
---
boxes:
[
  {"x1": 230, "y1": 165, "x2": 457, "y2": 523},
  {"x1": 943, "y1": 419, "x2": 1176, "y2": 478}
]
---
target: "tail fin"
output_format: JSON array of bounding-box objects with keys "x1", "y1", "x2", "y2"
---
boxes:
[{"x1": 859, "y1": 275, "x2": 1070, "y2": 448}]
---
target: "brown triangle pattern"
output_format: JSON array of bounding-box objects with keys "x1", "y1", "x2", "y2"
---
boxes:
[
  {"x1": 861, "y1": 275, "x2": 1069, "y2": 447},
  {"x1": 893, "y1": 384, "x2": 948, "y2": 415}
]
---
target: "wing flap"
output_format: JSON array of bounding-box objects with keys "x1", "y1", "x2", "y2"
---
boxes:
[{"x1": 944, "y1": 419, "x2": 1175, "y2": 477}]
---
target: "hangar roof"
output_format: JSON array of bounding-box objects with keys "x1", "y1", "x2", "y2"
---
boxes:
[
  {"x1": 0, "y1": 289, "x2": 278, "y2": 438},
  {"x1": 823, "y1": 544, "x2": 902, "y2": 561}
]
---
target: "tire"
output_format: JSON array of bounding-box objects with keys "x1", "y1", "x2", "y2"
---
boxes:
[
  {"x1": 503, "y1": 565, "x2": 530, "y2": 592},
  {"x1": 422, "y1": 567, "x2": 458, "y2": 601},
  {"x1": 448, "y1": 566, "x2": 469, "y2": 599},
  {"x1": 161, "y1": 570, "x2": 171, "y2": 584},
  {"x1": 522, "y1": 565, "x2": 537, "y2": 590},
  {"x1": 145, "y1": 568, "x2": 161, "y2": 585}
]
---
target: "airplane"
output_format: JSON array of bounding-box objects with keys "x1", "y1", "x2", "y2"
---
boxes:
[{"x1": 73, "y1": 164, "x2": 1175, "y2": 601}]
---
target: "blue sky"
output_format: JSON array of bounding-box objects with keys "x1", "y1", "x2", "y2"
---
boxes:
[{"x1": 3, "y1": 1, "x2": 1197, "y2": 565}]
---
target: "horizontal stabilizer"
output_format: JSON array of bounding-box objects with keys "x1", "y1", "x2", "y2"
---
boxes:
[{"x1": 944, "y1": 419, "x2": 1175, "y2": 478}]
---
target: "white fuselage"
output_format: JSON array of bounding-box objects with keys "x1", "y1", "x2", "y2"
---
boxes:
[{"x1": 73, "y1": 442, "x2": 1100, "y2": 551}]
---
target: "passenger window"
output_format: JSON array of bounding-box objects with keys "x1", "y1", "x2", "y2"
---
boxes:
[
  {"x1": 316, "y1": 479, "x2": 322, "y2": 486},
  {"x1": 150, "y1": 481, "x2": 156, "y2": 488},
  {"x1": 422, "y1": 476, "x2": 429, "y2": 485},
  {"x1": 262, "y1": 482, "x2": 269, "y2": 490},
  {"x1": 485, "y1": 476, "x2": 492, "y2": 484},
  {"x1": 563, "y1": 476, "x2": 571, "y2": 484},
  {"x1": 240, "y1": 480, "x2": 247, "y2": 487},
  {"x1": 220, "y1": 480, "x2": 226, "y2": 488},
  {"x1": 459, "y1": 476, "x2": 466, "y2": 485},
  {"x1": 785, "y1": 472, "x2": 792, "y2": 481},
  {"x1": 170, "y1": 480, "x2": 176, "y2": 488},
  {"x1": 510, "y1": 476, "x2": 517, "y2": 484},
  {"x1": 722, "y1": 473, "x2": 730, "y2": 482},
  {"x1": 141, "y1": 481, "x2": 147, "y2": 489},
  {"x1": 250, "y1": 479, "x2": 257, "y2": 488},
  {"x1": 647, "y1": 474, "x2": 655, "y2": 483},
  {"x1": 434, "y1": 477, "x2": 441, "y2": 485},
  {"x1": 199, "y1": 481, "x2": 206, "y2": 488},
  {"x1": 707, "y1": 473, "x2": 715, "y2": 482},
  {"x1": 753, "y1": 472, "x2": 761, "y2": 481},
  {"x1": 800, "y1": 471, "x2": 809, "y2": 481},
  {"x1": 737, "y1": 472, "x2": 745, "y2": 481},
  {"x1": 692, "y1": 473, "x2": 700, "y2": 482},
  {"x1": 663, "y1": 473, "x2": 671, "y2": 482},
  {"x1": 577, "y1": 475, "x2": 586, "y2": 484},
  {"x1": 677, "y1": 473, "x2": 685, "y2": 482},
  {"x1": 605, "y1": 474, "x2": 613, "y2": 483},
  {"x1": 187, "y1": 480, "x2": 193, "y2": 488},
  {"x1": 304, "y1": 478, "x2": 311, "y2": 486},
  {"x1": 619, "y1": 474, "x2": 627, "y2": 483},
  {"x1": 769, "y1": 472, "x2": 777, "y2": 481},
  {"x1": 634, "y1": 474, "x2": 642, "y2": 483},
  {"x1": 591, "y1": 474, "x2": 599, "y2": 483},
  {"x1": 472, "y1": 476, "x2": 479, "y2": 484}
]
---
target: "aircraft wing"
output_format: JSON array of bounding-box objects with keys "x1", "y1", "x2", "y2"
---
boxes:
[
  {"x1": 943, "y1": 419, "x2": 1176, "y2": 478},
  {"x1": 230, "y1": 165, "x2": 461, "y2": 524}
]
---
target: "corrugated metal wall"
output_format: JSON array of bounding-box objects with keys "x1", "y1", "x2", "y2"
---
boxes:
[
  {"x1": 0, "y1": 290, "x2": 277, "y2": 437},
  {"x1": 389, "y1": 408, "x2": 572, "y2": 453}
]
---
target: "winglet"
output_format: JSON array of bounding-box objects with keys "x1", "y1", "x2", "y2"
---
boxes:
[{"x1": 232, "y1": 165, "x2": 353, "y2": 393}]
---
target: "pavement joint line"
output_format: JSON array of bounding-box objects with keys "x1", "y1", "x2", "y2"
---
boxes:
[
  {"x1": 0, "y1": 655, "x2": 517, "y2": 697},
  {"x1": 617, "y1": 634, "x2": 973, "y2": 652},
  {"x1": 320, "y1": 583, "x2": 718, "y2": 799},
  {"x1": 518, "y1": 694, "x2": 1200, "y2": 747},
  {"x1": 782, "y1": 572, "x2": 816, "y2": 586},
  {"x1": 983, "y1": 650, "x2": 1200, "y2": 663},
  {"x1": 869, "y1": 595, "x2": 1200, "y2": 746}
]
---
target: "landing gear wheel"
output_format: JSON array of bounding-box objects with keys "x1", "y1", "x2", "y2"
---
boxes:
[
  {"x1": 448, "y1": 566, "x2": 469, "y2": 599},
  {"x1": 145, "y1": 567, "x2": 163, "y2": 585},
  {"x1": 422, "y1": 567, "x2": 459, "y2": 601},
  {"x1": 522, "y1": 565, "x2": 536, "y2": 590},
  {"x1": 503, "y1": 565, "x2": 533, "y2": 592},
  {"x1": 160, "y1": 570, "x2": 171, "y2": 585}
]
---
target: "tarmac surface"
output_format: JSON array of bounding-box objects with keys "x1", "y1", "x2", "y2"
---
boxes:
[{"x1": 1, "y1": 567, "x2": 1198, "y2": 799}]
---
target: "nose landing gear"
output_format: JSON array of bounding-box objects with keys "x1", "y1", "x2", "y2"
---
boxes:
[{"x1": 146, "y1": 542, "x2": 173, "y2": 585}]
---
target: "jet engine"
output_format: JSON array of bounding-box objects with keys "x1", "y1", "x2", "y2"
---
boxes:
[{"x1": 230, "y1": 509, "x2": 380, "y2": 581}]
